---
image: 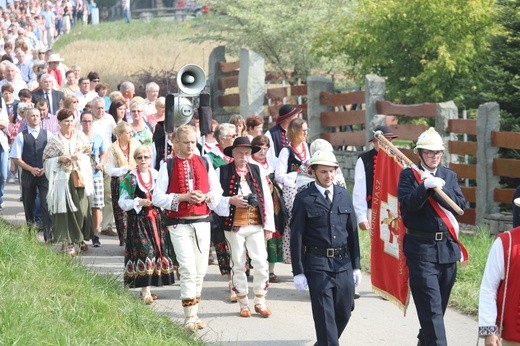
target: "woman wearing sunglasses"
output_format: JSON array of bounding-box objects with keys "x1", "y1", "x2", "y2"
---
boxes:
[{"x1": 118, "y1": 145, "x2": 176, "y2": 304}]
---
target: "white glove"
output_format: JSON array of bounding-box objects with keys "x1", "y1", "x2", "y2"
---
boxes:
[
  {"x1": 353, "y1": 269, "x2": 362, "y2": 287},
  {"x1": 424, "y1": 177, "x2": 445, "y2": 189},
  {"x1": 293, "y1": 274, "x2": 308, "y2": 291}
]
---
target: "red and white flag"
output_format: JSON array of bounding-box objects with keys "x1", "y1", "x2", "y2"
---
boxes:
[{"x1": 371, "y1": 149, "x2": 409, "y2": 313}]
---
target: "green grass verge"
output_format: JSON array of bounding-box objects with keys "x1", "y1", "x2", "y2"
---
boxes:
[
  {"x1": 358, "y1": 225, "x2": 494, "y2": 317},
  {"x1": 0, "y1": 220, "x2": 201, "y2": 345}
]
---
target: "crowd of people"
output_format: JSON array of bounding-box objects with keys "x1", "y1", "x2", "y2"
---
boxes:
[{"x1": 0, "y1": 5, "x2": 516, "y2": 341}]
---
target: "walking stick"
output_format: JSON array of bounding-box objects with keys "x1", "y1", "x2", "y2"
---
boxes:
[{"x1": 373, "y1": 130, "x2": 464, "y2": 216}]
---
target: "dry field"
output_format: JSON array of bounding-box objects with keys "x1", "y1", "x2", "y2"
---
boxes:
[{"x1": 55, "y1": 20, "x2": 220, "y2": 95}]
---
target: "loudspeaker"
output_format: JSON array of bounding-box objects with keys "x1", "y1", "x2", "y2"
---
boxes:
[
  {"x1": 176, "y1": 64, "x2": 206, "y2": 96},
  {"x1": 198, "y1": 92, "x2": 212, "y2": 135}
]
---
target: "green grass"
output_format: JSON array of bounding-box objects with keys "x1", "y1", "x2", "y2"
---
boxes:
[
  {"x1": 358, "y1": 225, "x2": 495, "y2": 317},
  {"x1": 53, "y1": 18, "x2": 195, "y2": 49},
  {"x1": 0, "y1": 221, "x2": 201, "y2": 345}
]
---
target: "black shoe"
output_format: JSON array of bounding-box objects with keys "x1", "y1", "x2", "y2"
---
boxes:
[
  {"x1": 92, "y1": 236, "x2": 101, "y2": 247},
  {"x1": 354, "y1": 291, "x2": 361, "y2": 299},
  {"x1": 119, "y1": 240, "x2": 125, "y2": 246}
]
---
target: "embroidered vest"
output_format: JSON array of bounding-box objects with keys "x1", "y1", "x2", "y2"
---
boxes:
[
  {"x1": 286, "y1": 147, "x2": 303, "y2": 173},
  {"x1": 165, "y1": 155, "x2": 210, "y2": 218},
  {"x1": 359, "y1": 148, "x2": 377, "y2": 208},
  {"x1": 496, "y1": 227, "x2": 520, "y2": 342},
  {"x1": 219, "y1": 163, "x2": 266, "y2": 231},
  {"x1": 268, "y1": 125, "x2": 287, "y2": 157}
]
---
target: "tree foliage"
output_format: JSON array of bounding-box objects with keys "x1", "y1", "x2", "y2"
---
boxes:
[
  {"x1": 313, "y1": 0, "x2": 498, "y2": 103},
  {"x1": 189, "y1": 0, "x2": 354, "y2": 82}
]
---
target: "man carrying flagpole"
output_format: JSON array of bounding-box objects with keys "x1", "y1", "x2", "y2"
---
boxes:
[{"x1": 397, "y1": 127, "x2": 467, "y2": 346}]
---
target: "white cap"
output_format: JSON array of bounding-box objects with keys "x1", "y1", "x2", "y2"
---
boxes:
[
  {"x1": 414, "y1": 127, "x2": 445, "y2": 153},
  {"x1": 310, "y1": 150, "x2": 339, "y2": 167}
]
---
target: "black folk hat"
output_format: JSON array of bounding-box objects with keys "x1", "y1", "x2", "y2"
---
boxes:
[
  {"x1": 223, "y1": 136, "x2": 261, "y2": 157},
  {"x1": 370, "y1": 125, "x2": 399, "y2": 142},
  {"x1": 277, "y1": 104, "x2": 302, "y2": 124}
]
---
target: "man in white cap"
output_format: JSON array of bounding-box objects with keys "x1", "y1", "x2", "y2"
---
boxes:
[
  {"x1": 398, "y1": 127, "x2": 466, "y2": 346},
  {"x1": 291, "y1": 150, "x2": 361, "y2": 346}
]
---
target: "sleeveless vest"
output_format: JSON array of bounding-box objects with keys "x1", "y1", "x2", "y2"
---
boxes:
[
  {"x1": 496, "y1": 227, "x2": 520, "y2": 342},
  {"x1": 219, "y1": 163, "x2": 266, "y2": 231},
  {"x1": 268, "y1": 125, "x2": 287, "y2": 157},
  {"x1": 359, "y1": 148, "x2": 377, "y2": 209},
  {"x1": 165, "y1": 155, "x2": 210, "y2": 218},
  {"x1": 286, "y1": 147, "x2": 303, "y2": 173},
  {"x1": 22, "y1": 128, "x2": 47, "y2": 169}
]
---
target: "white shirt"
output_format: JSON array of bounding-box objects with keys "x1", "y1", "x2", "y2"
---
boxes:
[
  {"x1": 478, "y1": 237, "x2": 505, "y2": 333},
  {"x1": 10, "y1": 126, "x2": 54, "y2": 159},
  {"x1": 353, "y1": 157, "x2": 369, "y2": 224},
  {"x1": 214, "y1": 165, "x2": 275, "y2": 232},
  {"x1": 274, "y1": 144, "x2": 309, "y2": 188},
  {"x1": 314, "y1": 182, "x2": 334, "y2": 202},
  {"x1": 91, "y1": 114, "x2": 116, "y2": 149},
  {"x1": 152, "y1": 155, "x2": 223, "y2": 214}
]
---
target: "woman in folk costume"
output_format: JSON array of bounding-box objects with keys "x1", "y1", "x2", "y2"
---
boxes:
[
  {"x1": 274, "y1": 118, "x2": 310, "y2": 263},
  {"x1": 43, "y1": 108, "x2": 94, "y2": 256},
  {"x1": 251, "y1": 134, "x2": 285, "y2": 283},
  {"x1": 118, "y1": 145, "x2": 175, "y2": 304},
  {"x1": 105, "y1": 121, "x2": 141, "y2": 246}
]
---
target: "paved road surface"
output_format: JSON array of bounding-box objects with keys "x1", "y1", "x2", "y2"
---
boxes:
[{"x1": 1, "y1": 183, "x2": 479, "y2": 345}]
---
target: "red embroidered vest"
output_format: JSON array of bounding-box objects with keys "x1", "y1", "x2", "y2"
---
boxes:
[
  {"x1": 165, "y1": 155, "x2": 210, "y2": 218},
  {"x1": 496, "y1": 227, "x2": 520, "y2": 342}
]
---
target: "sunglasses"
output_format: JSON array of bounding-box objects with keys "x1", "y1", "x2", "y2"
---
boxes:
[{"x1": 136, "y1": 156, "x2": 150, "y2": 160}]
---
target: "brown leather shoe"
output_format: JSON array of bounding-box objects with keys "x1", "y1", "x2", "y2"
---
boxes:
[
  {"x1": 240, "y1": 306, "x2": 251, "y2": 318},
  {"x1": 254, "y1": 304, "x2": 272, "y2": 318},
  {"x1": 101, "y1": 226, "x2": 118, "y2": 237}
]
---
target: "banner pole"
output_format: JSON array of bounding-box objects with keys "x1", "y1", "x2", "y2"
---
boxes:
[{"x1": 373, "y1": 131, "x2": 464, "y2": 216}]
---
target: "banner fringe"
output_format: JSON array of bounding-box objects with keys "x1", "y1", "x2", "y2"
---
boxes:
[{"x1": 372, "y1": 285, "x2": 410, "y2": 317}]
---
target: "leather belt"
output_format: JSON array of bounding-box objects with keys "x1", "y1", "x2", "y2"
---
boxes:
[
  {"x1": 168, "y1": 216, "x2": 211, "y2": 225},
  {"x1": 406, "y1": 229, "x2": 449, "y2": 241},
  {"x1": 305, "y1": 246, "x2": 347, "y2": 258}
]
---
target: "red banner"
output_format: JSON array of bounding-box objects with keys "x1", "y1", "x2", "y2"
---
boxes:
[{"x1": 371, "y1": 149, "x2": 409, "y2": 314}]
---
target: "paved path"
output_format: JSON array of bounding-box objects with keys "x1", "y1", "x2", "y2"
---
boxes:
[{"x1": 1, "y1": 182, "x2": 479, "y2": 345}]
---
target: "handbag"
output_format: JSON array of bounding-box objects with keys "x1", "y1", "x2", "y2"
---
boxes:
[{"x1": 71, "y1": 169, "x2": 85, "y2": 189}]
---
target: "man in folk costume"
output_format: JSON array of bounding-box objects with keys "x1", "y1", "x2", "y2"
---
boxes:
[
  {"x1": 265, "y1": 104, "x2": 301, "y2": 169},
  {"x1": 479, "y1": 224, "x2": 520, "y2": 346},
  {"x1": 214, "y1": 137, "x2": 275, "y2": 318},
  {"x1": 397, "y1": 127, "x2": 467, "y2": 346},
  {"x1": 152, "y1": 125, "x2": 223, "y2": 331}
]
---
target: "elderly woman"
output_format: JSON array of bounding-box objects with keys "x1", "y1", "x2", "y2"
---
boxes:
[
  {"x1": 105, "y1": 121, "x2": 141, "y2": 246},
  {"x1": 130, "y1": 101, "x2": 153, "y2": 147},
  {"x1": 274, "y1": 118, "x2": 310, "y2": 263},
  {"x1": 146, "y1": 96, "x2": 165, "y2": 131},
  {"x1": 119, "y1": 145, "x2": 176, "y2": 304},
  {"x1": 207, "y1": 123, "x2": 236, "y2": 169},
  {"x1": 43, "y1": 108, "x2": 94, "y2": 256}
]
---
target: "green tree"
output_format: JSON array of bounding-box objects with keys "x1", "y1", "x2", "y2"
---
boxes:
[
  {"x1": 462, "y1": 0, "x2": 519, "y2": 131},
  {"x1": 189, "y1": 0, "x2": 354, "y2": 82},
  {"x1": 313, "y1": 0, "x2": 498, "y2": 103}
]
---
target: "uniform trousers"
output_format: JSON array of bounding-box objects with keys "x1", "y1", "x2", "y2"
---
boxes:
[
  {"x1": 307, "y1": 268, "x2": 354, "y2": 346},
  {"x1": 168, "y1": 222, "x2": 210, "y2": 300},
  {"x1": 407, "y1": 259, "x2": 456, "y2": 346},
  {"x1": 21, "y1": 173, "x2": 52, "y2": 239},
  {"x1": 225, "y1": 225, "x2": 269, "y2": 297}
]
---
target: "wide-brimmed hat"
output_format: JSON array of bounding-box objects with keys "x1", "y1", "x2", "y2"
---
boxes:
[
  {"x1": 47, "y1": 53, "x2": 64, "y2": 63},
  {"x1": 370, "y1": 125, "x2": 398, "y2": 142},
  {"x1": 277, "y1": 104, "x2": 302, "y2": 124},
  {"x1": 223, "y1": 136, "x2": 261, "y2": 157}
]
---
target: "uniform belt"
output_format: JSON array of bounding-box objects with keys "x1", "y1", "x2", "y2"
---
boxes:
[
  {"x1": 406, "y1": 229, "x2": 449, "y2": 241},
  {"x1": 305, "y1": 246, "x2": 347, "y2": 258},
  {"x1": 169, "y1": 216, "x2": 211, "y2": 225}
]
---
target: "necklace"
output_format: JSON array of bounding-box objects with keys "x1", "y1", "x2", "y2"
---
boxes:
[
  {"x1": 137, "y1": 168, "x2": 153, "y2": 192},
  {"x1": 253, "y1": 158, "x2": 269, "y2": 170},
  {"x1": 290, "y1": 142, "x2": 307, "y2": 161},
  {"x1": 119, "y1": 142, "x2": 130, "y2": 161}
]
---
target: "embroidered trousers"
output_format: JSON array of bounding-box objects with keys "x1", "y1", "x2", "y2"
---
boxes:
[
  {"x1": 168, "y1": 222, "x2": 210, "y2": 300},
  {"x1": 225, "y1": 225, "x2": 269, "y2": 297}
]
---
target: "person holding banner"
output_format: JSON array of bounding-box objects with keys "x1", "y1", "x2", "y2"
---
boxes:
[
  {"x1": 290, "y1": 150, "x2": 361, "y2": 346},
  {"x1": 397, "y1": 127, "x2": 467, "y2": 346},
  {"x1": 478, "y1": 226, "x2": 520, "y2": 346}
]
